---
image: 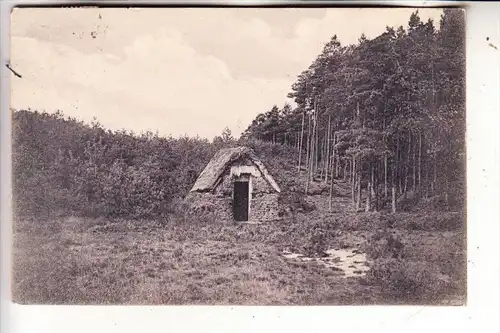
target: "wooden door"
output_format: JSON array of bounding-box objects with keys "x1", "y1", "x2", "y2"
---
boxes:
[{"x1": 233, "y1": 181, "x2": 249, "y2": 221}]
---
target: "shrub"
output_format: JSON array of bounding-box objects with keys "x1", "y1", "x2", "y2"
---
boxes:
[
  {"x1": 339, "y1": 212, "x2": 392, "y2": 231},
  {"x1": 12, "y1": 110, "x2": 216, "y2": 219},
  {"x1": 302, "y1": 222, "x2": 329, "y2": 257},
  {"x1": 172, "y1": 246, "x2": 184, "y2": 259},
  {"x1": 365, "y1": 230, "x2": 405, "y2": 260},
  {"x1": 405, "y1": 212, "x2": 464, "y2": 231},
  {"x1": 278, "y1": 191, "x2": 316, "y2": 215},
  {"x1": 367, "y1": 259, "x2": 452, "y2": 303}
]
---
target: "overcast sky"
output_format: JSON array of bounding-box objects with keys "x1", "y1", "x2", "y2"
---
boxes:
[{"x1": 10, "y1": 7, "x2": 443, "y2": 139}]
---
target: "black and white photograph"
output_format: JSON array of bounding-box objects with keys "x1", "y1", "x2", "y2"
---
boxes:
[{"x1": 10, "y1": 6, "x2": 466, "y2": 306}]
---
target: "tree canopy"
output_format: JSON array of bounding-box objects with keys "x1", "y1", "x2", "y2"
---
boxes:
[{"x1": 242, "y1": 9, "x2": 465, "y2": 211}]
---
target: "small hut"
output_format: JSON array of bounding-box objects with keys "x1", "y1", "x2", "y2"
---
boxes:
[{"x1": 186, "y1": 146, "x2": 281, "y2": 222}]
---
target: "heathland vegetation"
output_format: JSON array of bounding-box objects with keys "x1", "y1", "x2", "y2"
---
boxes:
[{"x1": 12, "y1": 9, "x2": 466, "y2": 305}]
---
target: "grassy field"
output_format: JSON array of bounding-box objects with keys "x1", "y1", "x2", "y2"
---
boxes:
[{"x1": 12, "y1": 181, "x2": 466, "y2": 305}]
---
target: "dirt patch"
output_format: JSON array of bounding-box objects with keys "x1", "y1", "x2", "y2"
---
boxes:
[{"x1": 283, "y1": 248, "x2": 370, "y2": 278}]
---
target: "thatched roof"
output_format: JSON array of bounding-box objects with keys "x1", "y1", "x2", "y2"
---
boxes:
[{"x1": 190, "y1": 146, "x2": 281, "y2": 193}]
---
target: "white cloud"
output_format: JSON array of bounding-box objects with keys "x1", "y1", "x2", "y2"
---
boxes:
[
  {"x1": 10, "y1": 30, "x2": 289, "y2": 139},
  {"x1": 10, "y1": 7, "x2": 444, "y2": 140}
]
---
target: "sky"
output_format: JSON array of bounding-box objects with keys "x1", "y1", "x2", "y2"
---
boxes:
[{"x1": 10, "y1": 7, "x2": 443, "y2": 140}]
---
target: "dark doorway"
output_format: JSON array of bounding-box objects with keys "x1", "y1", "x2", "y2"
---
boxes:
[{"x1": 233, "y1": 181, "x2": 249, "y2": 221}]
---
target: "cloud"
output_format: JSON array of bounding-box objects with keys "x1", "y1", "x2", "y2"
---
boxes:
[
  {"x1": 10, "y1": 7, "x2": 444, "y2": 140},
  {"x1": 174, "y1": 8, "x2": 443, "y2": 81},
  {"x1": 10, "y1": 30, "x2": 290, "y2": 139}
]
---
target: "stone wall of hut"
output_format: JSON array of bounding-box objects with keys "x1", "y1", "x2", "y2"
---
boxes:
[
  {"x1": 184, "y1": 192, "x2": 233, "y2": 223},
  {"x1": 247, "y1": 166, "x2": 280, "y2": 221},
  {"x1": 249, "y1": 192, "x2": 280, "y2": 221}
]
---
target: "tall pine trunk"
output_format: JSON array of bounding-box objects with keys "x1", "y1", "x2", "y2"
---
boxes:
[
  {"x1": 314, "y1": 112, "x2": 319, "y2": 175},
  {"x1": 305, "y1": 113, "x2": 311, "y2": 194},
  {"x1": 372, "y1": 164, "x2": 378, "y2": 211},
  {"x1": 356, "y1": 170, "x2": 362, "y2": 211},
  {"x1": 324, "y1": 115, "x2": 331, "y2": 183},
  {"x1": 382, "y1": 100, "x2": 388, "y2": 200},
  {"x1": 314, "y1": 101, "x2": 320, "y2": 175},
  {"x1": 320, "y1": 125, "x2": 327, "y2": 181},
  {"x1": 351, "y1": 156, "x2": 356, "y2": 204},
  {"x1": 365, "y1": 164, "x2": 372, "y2": 212},
  {"x1": 298, "y1": 111, "x2": 305, "y2": 173},
  {"x1": 332, "y1": 132, "x2": 337, "y2": 181},
  {"x1": 418, "y1": 130, "x2": 422, "y2": 192},
  {"x1": 343, "y1": 159, "x2": 348, "y2": 181},
  {"x1": 412, "y1": 131, "x2": 417, "y2": 191},
  {"x1": 432, "y1": 145, "x2": 437, "y2": 195},
  {"x1": 397, "y1": 136, "x2": 402, "y2": 196},
  {"x1": 328, "y1": 136, "x2": 336, "y2": 211},
  {"x1": 391, "y1": 164, "x2": 397, "y2": 213},
  {"x1": 308, "y1": 124, "x2": 315, "y2": 187},
  {"x1": 404, "y1": 130, "x2": 411, "y2": 198},
  {"x1": 310, "y1": 109, "x2": 316, "y2": 181},
  {"x1": 336, "y1": 147, "x2": 341, "y2": 179},
  {"x1": 384, "y1": 154, "x2": 388, "y2": 199},
  {"x1": 444, "y1": 176, "x2": 450, "y2": 207}
]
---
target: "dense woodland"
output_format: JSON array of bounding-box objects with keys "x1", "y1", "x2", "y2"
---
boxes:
[
  {"x1": 242, "y1": 9, "x2": 465, "y2": 213},
  {"x1": 13, "y1": 107, "x2": 295, "y2": 218},
  {"x1": 12, "y1": 9, "x2": 465, "y2": 219},
  {"x1": 13, "y1": 109, "x2": 236, "y2": 218}
]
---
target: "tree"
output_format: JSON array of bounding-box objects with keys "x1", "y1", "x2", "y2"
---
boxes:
[
  {"x1": 243, "y1": 9, "x2": 465, "y2": 213},
  {"x1": 221, "y1": 127, "x2": 234, "y2": 143}
]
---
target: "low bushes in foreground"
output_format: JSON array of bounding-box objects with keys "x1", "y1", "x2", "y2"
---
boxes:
[
  {"x1": 403, "y1": 212, "x2": 465, "y2": 231},
  {"x1": 336, "y1": 211, "x2": 464, "y2": 232},
  {"x1": 12, "y1": 210, "x2": 466, "y2": 305},
  {"x1": 366, "y1": 259, "x2": 457, "y2": 304}
]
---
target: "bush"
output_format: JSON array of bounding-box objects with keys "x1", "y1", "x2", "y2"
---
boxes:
[
  {"x1": 365, "y1": 230, "x2": 405, "y2": 260},
  {"x1": 12, "y1": 110, "x2": 216, "y2": 219},
  {"x1": 340, "y1": 212, "x2": 463, "y2": 233},
  {"x1": 303, "y1": 224, "x2": 328, "y2": 257},
  {"x1": 172, "y1": 246, "x2": 184, "y2": 259},
  {"x1": 367, "y1": 259, "x2": 453, "y2": 303},
  {"x1": 339, "y1": 212, "x2": 393, "y2": 231},
  {"x1": 404, "y1": 212, "x2": 464, "y2": 231},
  {"x1": 278, "y1": 191, "x2": 316, "y2": 216}
]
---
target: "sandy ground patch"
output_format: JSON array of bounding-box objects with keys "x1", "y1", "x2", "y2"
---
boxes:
[{"x1": 283, "y1": 247, "x2": 370, "y2": 277}]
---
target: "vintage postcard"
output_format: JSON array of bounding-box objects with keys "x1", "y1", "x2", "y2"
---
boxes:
[{"x1": 9, "y1": 6, "x2": 466, "y2": 305}]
